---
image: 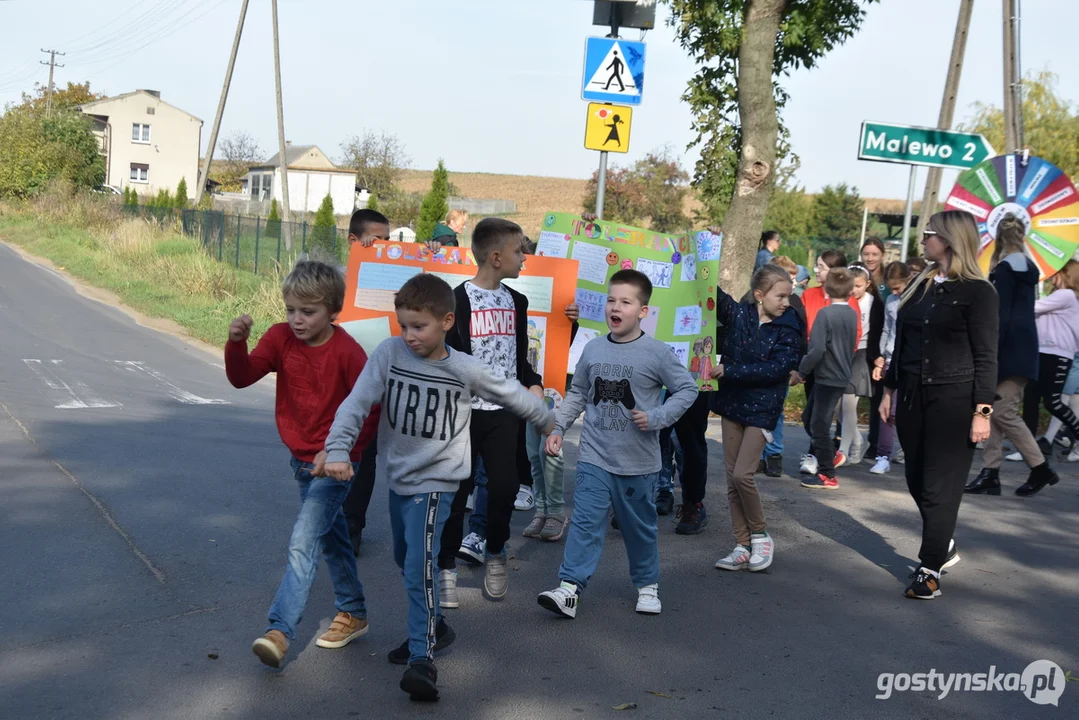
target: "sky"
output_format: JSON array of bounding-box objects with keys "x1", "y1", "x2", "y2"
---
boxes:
[{"x1": 1, "y1": 0, "x2": 1076, "y2": 201}]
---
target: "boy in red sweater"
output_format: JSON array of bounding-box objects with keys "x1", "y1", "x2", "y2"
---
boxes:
[{"x1": 225, "y1": 260, "x2": 379, "y2": 668}]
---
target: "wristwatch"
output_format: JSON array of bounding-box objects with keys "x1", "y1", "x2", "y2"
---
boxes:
[{"x1": 974, "y1": 405, "x2": 993, "y2": 417}]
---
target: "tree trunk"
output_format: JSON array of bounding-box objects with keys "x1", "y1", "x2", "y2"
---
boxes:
[{"x1": 716, "y1": 0, "x2": 785, "y2": 299}]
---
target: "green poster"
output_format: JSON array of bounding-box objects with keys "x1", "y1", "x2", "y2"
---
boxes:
[{"x1": 535, "y1": 212, "x2": 723, "y2": 390}]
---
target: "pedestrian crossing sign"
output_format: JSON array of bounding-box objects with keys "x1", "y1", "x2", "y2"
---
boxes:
[
  {"x1": 582, "y1": 36, "x2": 645, "y2": 105},
  {"x1": 584, "y1": 103, "x2": 632, "y2": 153}
]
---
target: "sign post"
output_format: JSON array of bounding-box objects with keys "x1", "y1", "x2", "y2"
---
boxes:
[{"x1": 858, "y1": 121, "x2": 994, "y2": 257}]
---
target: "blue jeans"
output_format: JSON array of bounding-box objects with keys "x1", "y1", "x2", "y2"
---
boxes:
[
  {"x1": 558, "y1": 462, "x2": 660, "y2": 592},
  {"x1": 762, "y1": 388, "x2": 789, "y2": 458},
  {"x1": 658, "y1": 427, "x2": 682, "y2": 493},
  {"x1": 525, "y1": 423, "x2": 565, "y2": 515},
  {"x1": 389, "y1": 490, "x2": 452, "y2": 665},
  {"x1": 267, "y1": 458, "x2": 366, "y2": 641},
  {"x1": 467, "y1": 459, "x2": 488, "y2": 538}
]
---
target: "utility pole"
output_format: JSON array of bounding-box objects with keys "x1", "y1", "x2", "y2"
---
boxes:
[
  {"x1": 1002, "y1": 0, "x2": 1017, "y2": 153},
  {"x1": 271, "y1": 0, "x2": 293, "y2": 250},
  {"x1": 193, "y1": 0, "x2": 250, "y2": 209},
  {"x1": 593, "y1": 4, "x2": 622, "y2": 220},
  {"x1": 914, "y1": 0, "x2": 974, "y2": 241},
  {"x1": 39, "y1": 49, "x2": 66, "y2": 118}
]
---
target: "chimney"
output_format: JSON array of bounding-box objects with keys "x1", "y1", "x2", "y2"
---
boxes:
[{"x1": 285, "y1": 140, "x2": 292, "y2": 147}]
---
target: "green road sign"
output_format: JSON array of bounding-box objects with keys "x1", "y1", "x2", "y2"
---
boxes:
[{"x1": 858, "y1": 121, "x2": 995, "y2": 170}]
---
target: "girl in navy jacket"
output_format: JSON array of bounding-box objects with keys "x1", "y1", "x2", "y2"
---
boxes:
[{"x1": 710, "y1": 265, "x2": 803, "y2": 573}]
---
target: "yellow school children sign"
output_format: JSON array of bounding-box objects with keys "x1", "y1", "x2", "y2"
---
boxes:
[{"x1": 584, "y1": 103, "x2": 632, "y2": 153}]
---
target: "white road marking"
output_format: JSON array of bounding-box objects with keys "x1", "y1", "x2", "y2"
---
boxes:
[
  {"x1": 22, "y1": 359, "x2": 122, "y2": 409},
  {"x1": 114, "y1": 361, "x2": 230, "y2": 405}
]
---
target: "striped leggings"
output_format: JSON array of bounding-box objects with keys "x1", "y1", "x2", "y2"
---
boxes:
[{"x1": 1039, "y1": 353, "x2": 1079, "y2": 439}]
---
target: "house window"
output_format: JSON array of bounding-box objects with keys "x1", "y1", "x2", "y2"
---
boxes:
[
  {"x1": 130, "y1": 163, "x2": 149, "y2": 184},
  {"x1": 250, "y1": 173, "x2": 273, "y2": 200},
  {"x1": 146, "y1": 107, "x2": 155, "y2": 115},
  {"x1": 131, "y1": 123, "x2": 151, "y2": 143}
]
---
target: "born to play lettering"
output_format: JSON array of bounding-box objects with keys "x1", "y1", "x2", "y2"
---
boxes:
[
  {"x1": 470, "y1": 309, "x2": 516, "y2": 337},
  {"x1": 384, "y1": 378, "x2": 462, "y2": 440}
]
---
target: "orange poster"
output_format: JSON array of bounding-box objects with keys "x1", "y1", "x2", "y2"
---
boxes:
[{"x1": 339, "y1": 242, "x2": 579, "y2": 398}]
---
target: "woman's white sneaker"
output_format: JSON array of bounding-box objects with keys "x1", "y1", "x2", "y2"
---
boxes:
[
  {"x1": 870, "y1": 456, "x2": 891, "y2": 474},
  {"x1": 715, "y1": 545, "x2": 751, "y2": 571},
  {"x1": 749, "y1": 533, "x2": 775, "y2": 572},
  {"x1": 635, "y1": 584, "x2": 661, "y2": 614},
  {"x1": 799, "y1": 454, "x2": 819, "y2": 475},
  {"x1": 514, "y1": 485, "x2": 535, "y2": 511}
]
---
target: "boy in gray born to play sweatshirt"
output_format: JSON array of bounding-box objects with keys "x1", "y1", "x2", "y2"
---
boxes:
[
  {"x1": 538, "y1": 270, "x2": 697, "y2": 621},
  {"x1": 320, "y1": 274, "x2": 553, "y2": 702}
]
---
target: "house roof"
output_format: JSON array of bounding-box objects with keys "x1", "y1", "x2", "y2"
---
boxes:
[
  {"x1": 260, "y1": 145, "x2": 319, "y2": 167},
  {"x1": 78, "y1": 89, "x2": 203, "y2": 123}
]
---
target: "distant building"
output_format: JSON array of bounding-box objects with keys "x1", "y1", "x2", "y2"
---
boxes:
[
  {"x1": 243, "y1": 144, "x2": 365, "y2": 214},
  {"x1": 79, "y1": 89, "x2": 202, "y2": 196}
]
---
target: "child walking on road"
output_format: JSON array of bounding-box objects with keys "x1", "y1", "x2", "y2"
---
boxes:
[
  {"x1": 538, "y1": 270, "x2": 697, "y2": 618},
  {"x1": 224, "y1": 261, "x2": 380, "y2": 669},
  {"x1": 710, "y1": 265, "x2": 802, "y2": 572},
  {"x1": 796, "y1": 268, "x2": 858, "y2": 490},
  {"x1": 320, "y1": 273, "x2": 553, "y2": 701}
]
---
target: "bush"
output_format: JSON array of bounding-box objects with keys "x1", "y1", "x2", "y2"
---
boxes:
[
  {"x1": 265, "y1": 198, "x2": 281, "y2": 239},
  {"x1": 382, "y1": 190, "x2": 422, "y2": 229},
  {"x1": 416, "y1": 159, "x2": 450, "y2": 241},
  {"x1": 308, "y1": 193, "x2": 336, "y2": 257},
  {"x1": 0, "y1": 109, "x2": 105, "y2": 198},
  {"x1": 174, "y1": 178, "x2": 189, "y2": 209}
]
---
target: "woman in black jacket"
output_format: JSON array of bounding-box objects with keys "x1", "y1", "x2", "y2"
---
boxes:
[
  {"x1": 880, "y1": 210, "x2": 998, "y2": 601},
  {"x1": 965, "y1": 214, "x2": 1056, "y2": 496}
]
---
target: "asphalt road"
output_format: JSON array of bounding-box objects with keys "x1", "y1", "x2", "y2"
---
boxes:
[{"x1": 1, "y1": 240, "x2": 1077, "y2": 719}]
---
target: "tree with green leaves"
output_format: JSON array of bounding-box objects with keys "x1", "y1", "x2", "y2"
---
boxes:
[
  {"x1": 666, "y1": 0, "x2": 877, "y2": 297},
  {"x1": 17, "y1": 81, "x2": 104, "y2": 117},
  {"x1": 309, "y1": 193, "x2": 337, "y2": 256},
  {"x1": 174, "y1": 178, "x2": 189, "y2": 209},
  {"x1": 0, "y1": 109, "x2": 105, "y2": 198},
  {"x1": 366, "y1": 192, "x2": 380, "y2": 211},
  {"x1": 583, "y1": 148, "x2": 691, "y2": 232},
  {"x1": 812, "y1": 183, "x2": 864, "y2": 246},
  {"x1": 961, "y1": 70, "x2": 1079, "y2": 179},
  {"x1": 416, "y1": 160, "x2": 450, "y2": 242},
  {"x1": 266, "y1": 198, "x2": 281, "y2": 239}
]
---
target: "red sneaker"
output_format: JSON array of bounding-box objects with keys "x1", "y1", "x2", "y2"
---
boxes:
[
  {"x1": 800, "y1": 473, "x2": 839, "y2": 490},
  {"x1": 834, "y1": 451, "x2": 847, "y2": 468}
]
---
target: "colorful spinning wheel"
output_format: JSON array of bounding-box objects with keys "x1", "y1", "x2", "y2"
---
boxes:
[{"x1": 943, "y1": 154, "x2": 1079, "y2": 280}]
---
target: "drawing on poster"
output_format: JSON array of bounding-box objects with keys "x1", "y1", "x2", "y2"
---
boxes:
[
  {"x1": 567, "y1": 326, "x2": 599, "y2": 371},
  {"x1": 536, "y1": 231, "x2": 571, "y2": 258},
  {"x1": 680, "y1": 252, "x2": 697, "y2": 282},
  {"x1": 575, "y1": 288, "x2": 607, "y2": 323},
  {"x1": 696, "y1": 231, "x2": 722, "y2": 261},
  {"x1": 673, "y1": 305, "x2": 702, "y2": 336},
  {"x1": 571, "y1": 242, "x2": 613, "y2": 285},
  {"x1": 636, "y1": 258, "x2": 674, "y2": 289},
  {"x1": 640, "y1": 305, "x2": 660, "y2": 336},
  {"x1": 526, "y1": 316, "x2": 547, "y2": 378},
  {"x1": 689, "y1": 336, "x2": 716, "y2": 380},
  {"x1": 666, "y1": 341, "x2": 691, "y2": 368}
]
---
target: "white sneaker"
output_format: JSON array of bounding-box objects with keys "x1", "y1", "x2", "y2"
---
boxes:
[
  {"x1": 537, "y1": 581, "x2": 578, "y2": 619},
  {"x1": 870, "y1": 456, "x2": 891, "y2": 475},
  {"x1": 749, "y1": 533, "x2": 774, "y2": 572},
  {"x1": 484, "y1": 551, "x2": 509, "y2": 600},
  {"x1": 635, "y1": 584, "x2": 661, "y2": 614},
  {"x1": 1005, "y1": 451, "x2": 1023, "y2": 462},
  {"x1": 799, "y1": 454, "x2": 818, "y2": 475},
  {"x1": 438, "y1": 569, "x2": 459, "y2": 609},
  {"x1": 1068, "y1": 446, "x2": 1079, "y2": 462},
  {"x1": 715, "y1": 545, "x2": 750, "y2": 571},
  {"x1": 514, "y1": 485, "x2": 535, "y2": 511},
  {"x1": 457, "y1": 532, "x2": 486, "y2": 565}
]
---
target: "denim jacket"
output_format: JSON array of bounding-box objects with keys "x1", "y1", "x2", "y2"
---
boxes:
[{"x1": 884, "y1": 277, "x2": 999, "y2": 406}]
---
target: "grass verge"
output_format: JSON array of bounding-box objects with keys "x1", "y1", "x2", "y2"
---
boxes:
[{"x1": 0, "y1": 205, "x2": 284, "y2": 348}]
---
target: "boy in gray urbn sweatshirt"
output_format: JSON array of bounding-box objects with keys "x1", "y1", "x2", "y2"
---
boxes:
[
  {"x1": 320, "y1": 274, "x2": 553, "y2": 702},
  {"x1": 538, "y1": 270, "x2": 697, "y2": 620}
]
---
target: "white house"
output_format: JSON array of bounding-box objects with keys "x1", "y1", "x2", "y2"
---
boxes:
[
  {"x1": 79, "y1": 89, "x2": 202, "y2": 196},
  {"x1": 243, "y1": 144, "x2": 364, "y2": 214}
]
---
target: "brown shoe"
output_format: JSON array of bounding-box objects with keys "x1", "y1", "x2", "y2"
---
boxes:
[
  {"x1": 315, "y1": 611, "x2": 369, "y2": 649},
  {"x1": 252, "y1": 630, "x2": 288, "y2": 668}
]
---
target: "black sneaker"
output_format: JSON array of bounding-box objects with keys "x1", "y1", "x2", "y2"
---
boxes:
[
  {"x1": 655, "y1": 489, "x2": 675, "y2": 516},
  {"x1": 764, "y1": 454, "x2": 783, "y2": 478},
  {"x1": 756, "y1": 458, "x2": 766, "y2": 474},
  {"x1": 400, "y1": 660, "x2": 439, "y2": 702},
  {"x1": 942, "y1": 539, "x2": 960, "y2": 570},
  {"x1": 905, "y1": 568, "x2": 941, "y2": 599},
  {"x1": 674, "y1": 502, "x2": 708, "y2": 535},
  {"x1": 387, "y1": 619, "x2": 456, "y2": 665}
]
